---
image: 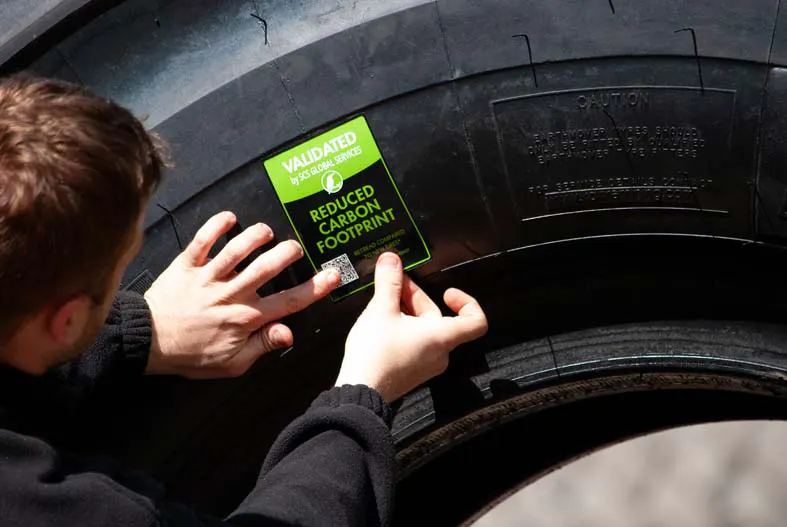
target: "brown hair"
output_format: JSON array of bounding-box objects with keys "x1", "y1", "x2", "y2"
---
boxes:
[{"x1": 0, "y1": 75, "x2": 164, "y2": 340}]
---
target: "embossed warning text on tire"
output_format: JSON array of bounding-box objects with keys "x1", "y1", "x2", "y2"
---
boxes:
[
  {"x1": 492, "y1": 86, "x2": 736, "y2": 220},
  {"x1": 263, "y1": 116, "x2": 430, "y2": 300}
]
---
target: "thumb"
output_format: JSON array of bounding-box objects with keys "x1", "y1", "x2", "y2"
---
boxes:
[
  {"x1": 225, "y1": 323, "x2": 293, "y2": 376},
  {"x1": 440, "y1": 288, "x2": 489, "y2": 348},
  {"x1": 372, "y1": 252, "x2": 404, "y2": 313}
]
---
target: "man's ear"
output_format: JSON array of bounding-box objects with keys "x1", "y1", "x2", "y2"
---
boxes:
[{"x1": 48, "y1": 295, "x2": 92, "y2": 346}]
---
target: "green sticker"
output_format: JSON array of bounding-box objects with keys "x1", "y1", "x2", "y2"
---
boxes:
[{"x1": 264, "y1": 116, "x2": 431, "y2": 299}]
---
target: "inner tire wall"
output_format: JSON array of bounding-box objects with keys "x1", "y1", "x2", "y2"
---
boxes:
[
  {"x1": 391, "y1": 317, "x2": 787, "y2": 525},
  {"x1": 395, "y1": 376, "x2": 787, "y2": 526}
]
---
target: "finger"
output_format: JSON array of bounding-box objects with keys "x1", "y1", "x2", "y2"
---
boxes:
[
  {"x1": 371, "y1": 252, "x2": 404, "y2": 313},
  {"x1": 229, "y1": 239, "x2": 305, "y2": 295},
  {"x1": 401, "y1": 275, "x2": 441, "y2": 317},
  {"x1": 255, "y1": 268, "x2": 340, "y2": 321},
  {"x1": 183, "y1": 211, "x2": 237, "y2": 267},
  {"x1": 206, "y1": 223, "x2": 274, "y2": 278},
  {"x1": 440, "y1": 288, "x2": 489, "y2": 347}
]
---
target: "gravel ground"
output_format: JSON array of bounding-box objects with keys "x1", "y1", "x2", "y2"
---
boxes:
[{"x1": 474, "y1": 421, "x2": 787, "y2": 527}]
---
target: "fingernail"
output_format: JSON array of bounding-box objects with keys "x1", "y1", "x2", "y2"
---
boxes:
[
  {"x1": 320, "y1": 268, "x2": 340, "y2": 285},
  {"x1": 259, "y1": 223, "x2": 273, "y2": 238},
  {"x1": 271, "y1": 328, "x2": 285, "y2": 346},
  {"x1": 378, "y1": 252, "x2": 400, "y2": 268},
  {"x1": 290, "y1": 240, "x2": 304, "y2": 255}
]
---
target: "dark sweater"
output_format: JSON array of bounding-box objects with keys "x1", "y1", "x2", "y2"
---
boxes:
[{"x1": 0, "y1": 291, "x2": 394, "y2": 526}]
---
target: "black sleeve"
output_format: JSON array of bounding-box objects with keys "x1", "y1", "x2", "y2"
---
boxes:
[
  {"x1": 49, "y1": 290, "x2": 152, "y2": 398},
  {"x1": 226, "y1": 385, "x2": 395, "y2": 527},
  {"x1": 0, "y1": 385, "x2": 395, "y2": 527}
]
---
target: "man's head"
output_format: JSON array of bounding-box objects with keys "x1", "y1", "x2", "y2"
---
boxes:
[{"x1": 0, "y1": 75, "x2": 164, "y2": 373}]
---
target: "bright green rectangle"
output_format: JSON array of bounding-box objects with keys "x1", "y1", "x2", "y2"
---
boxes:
[
  {"x1": 264, "y1": 116, "x2": 381, "y2": 203},
  {"x1": 263, "y1": 115, "x2": 431, "y2": 300}
]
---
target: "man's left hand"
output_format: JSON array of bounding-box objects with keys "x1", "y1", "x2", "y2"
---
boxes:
[{"x1": 143, "y1": 211, "x2": 340, "y2": 379}]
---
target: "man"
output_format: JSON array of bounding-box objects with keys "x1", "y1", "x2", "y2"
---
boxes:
[{"x1": 0, "y1": 75, "x2": 488, "y2": 526}]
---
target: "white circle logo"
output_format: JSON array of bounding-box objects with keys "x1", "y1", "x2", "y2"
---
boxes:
[{"x1": 321, "y1": 170, "x2": 343, "y2": 194}]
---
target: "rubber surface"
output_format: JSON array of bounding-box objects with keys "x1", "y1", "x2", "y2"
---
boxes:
[{"x1": 6, "y1": 0, "x2": 787, "y2": 523}]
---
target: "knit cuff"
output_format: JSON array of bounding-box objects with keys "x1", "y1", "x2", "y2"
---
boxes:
[
  {"x1": 311, "y1": 385, "x2": 393, "y2": 429},
  {"x1": 115, "y1": 290, "x2": 153, "y2": 375}
]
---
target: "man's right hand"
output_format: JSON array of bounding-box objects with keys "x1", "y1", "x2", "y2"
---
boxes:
[{"x1": 336, "y1": 252, "x2": 488, "y2": 402}]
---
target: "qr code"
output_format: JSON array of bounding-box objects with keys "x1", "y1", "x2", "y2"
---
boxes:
[{"x1": 321, "y1": 254, "x2": 359, "y2": 286}]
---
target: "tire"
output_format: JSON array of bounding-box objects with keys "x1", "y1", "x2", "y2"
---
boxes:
[
  {"x1": 393, "y1": 320, "x2": 787, "y2": 524},
  {"x1": 6, "y1": 0, "x2": 787, "y2": 523}
]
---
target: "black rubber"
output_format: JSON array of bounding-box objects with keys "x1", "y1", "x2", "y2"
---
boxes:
[{"x1": 6, "y1": 0, "x2": 787, "y2": 523}]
